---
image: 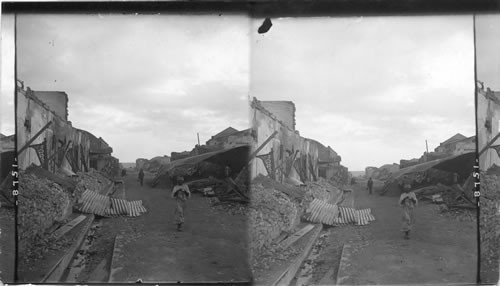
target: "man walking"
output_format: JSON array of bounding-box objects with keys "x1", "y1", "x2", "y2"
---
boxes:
[
  {"x1": 172, "y1": 176, "x2": 191, "y2": 231},
  {"x1": 367, "y1": 177, "x2": 373, "y2": 194},
  {"x1": 138, "y1": 168, "x2": 144, "y2": 186}
]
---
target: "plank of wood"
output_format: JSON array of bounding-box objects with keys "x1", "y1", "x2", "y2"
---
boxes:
[
  {"x1": 42, "y1": 214, "x2": 95, "y2": 283},
  {"x1": 52, "y1": 215, "x2": 87, "y2": 239},
  {"x1": 281, "y1": 224, "x2": 315, "y2": 249},
  {"x1": 272, "y1": 224, "x2": 323, "y2": 286}
]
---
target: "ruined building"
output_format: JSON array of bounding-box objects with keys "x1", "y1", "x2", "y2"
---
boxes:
[
  {"x1": 477, "y1": 84, "x2": 500, "y2": 171},
  {"x1": 16, "y1": 80, "x2": 118, "y2": 176},
  {"x1": 250, "y1": 97, "x2": 348, "y2": 185}
]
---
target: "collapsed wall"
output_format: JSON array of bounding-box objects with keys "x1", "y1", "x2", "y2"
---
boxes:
[
  {"x1": 248, "y1": 175, "x2": 341, "y2": 267},
  {"x1": 479, "y1": 172, "x2": 500, "y2": 278},
  {"x1": 18, "y1": 172, "x2": 72, "y2": 258},
  {"x1": 17, "y1": 168, "x2": 111, "y2": 260}
]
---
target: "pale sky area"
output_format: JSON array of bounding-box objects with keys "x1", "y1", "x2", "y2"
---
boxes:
[
  {"x1": 250, "y1": 16, "x2": 476, "y2": 171},
  {"x1": 1, "y1": 14, "x2": 251, "y2": 162},
  {"x1": 476, "y1": 14, "x2": 500, "y2": 90},
  {"x1": 1, "y1": 14, "x2": 15, "y2": 136},
  {"x1": 0, "y1": 14, "x2": 489, "y2": 170}
]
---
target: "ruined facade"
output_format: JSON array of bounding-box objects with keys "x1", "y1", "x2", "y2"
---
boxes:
[
  {"x1": 259, "y1": 101, "x2": 296, "y2": 131},
  {"x1": 32, "y1": 91, "x2": 69, "y2": 121},
  {"x1": 16, "y1": 84, "x2": 91, "y2": 173},
  {"x1": 16, "y1": 81, "x2": 117, "y2": 176},
  {"x1": 477, "y1": 84, "x2": 500, "y2": 171},
  {"x1": 250, "y1": 98, "x2": 321, "y2": 183}
]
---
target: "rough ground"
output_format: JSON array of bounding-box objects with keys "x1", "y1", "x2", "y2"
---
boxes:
[
  {"x1": 307, "y1": 179, "x2": 478, "y2": 285},
  {"x1": 0, "y1": 206, "x2": 15, "y2": 283},
  {"x1": 79, "y1": 170, "x2": 251, "y2": 283}
]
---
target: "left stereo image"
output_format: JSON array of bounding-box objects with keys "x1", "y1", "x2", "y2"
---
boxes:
[{"x1": 0, "y1": 13, "x2": 253, "y2": 284}]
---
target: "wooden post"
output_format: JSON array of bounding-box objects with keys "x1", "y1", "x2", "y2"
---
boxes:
[
  {"x1": 17, "y1": 121, "x2": 53, "y2": 155},
  {"x1": 479, "y1": 132, "x2": 500, "y2": 156}
]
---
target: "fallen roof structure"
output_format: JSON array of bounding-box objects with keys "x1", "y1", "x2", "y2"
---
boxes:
[
  {"x1": 151, "y1": 145, "x2": 250, "y2": 187},
  {"x1": 381, "y1": 152, "x2": 475, "y2": 196}
]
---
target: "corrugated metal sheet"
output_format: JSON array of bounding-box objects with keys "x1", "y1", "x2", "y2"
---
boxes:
[
  {"x1": 304, "y1": 198, "x2": 375, "y2": 226},
  {"x1": 76, "y1": 189, "x2": 147, "y2": 217}
]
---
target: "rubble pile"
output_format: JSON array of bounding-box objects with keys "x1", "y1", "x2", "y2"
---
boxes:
[
  {"x1": 382, "y1": 168, "x2": 455, "y2": 196},
  {"x1": 248, "y1": 182, "x2": 299, "y2": 261},
  {"x1": 74, "y1": 169, "x2": 111, "y2": 197},
  {"x1": 18, "y1": 172, "x2": 72, "y2": 259},
  {"x1": 479, "y1": 173, "x2": 500, "y2": 272},
  {"x1": 248, "y1": 175, "x2": 333, "y2": 271},
  {"x1": 328, "y1": 166, "x2": 349, "y2": 186},
  {"x1": 302, "y1": 178, "x2": 342, "y2": 205}
]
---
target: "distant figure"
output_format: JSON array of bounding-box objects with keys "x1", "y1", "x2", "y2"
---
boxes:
[
  {"x1": 121, "y1": 169, "x2": 127, "y2": 177},
  {"x1": 367, "y1": 177, "x2": 373, "y2": 194},
  {"x1": 399, "y1": 185, "x2": 418, "y2": 239},
  {"x1": 172, "y1": 176, "x2": 191, "y2": 231},
  {"x1": 351, "y1": 177, "x2": 356, "y2": 185},
  {"x1": 224, "y1": 165, "x2": 231, "y2": 178},
  {"x1": 138, "y1": 169, "x2": 144, "y2": 186},
  {"x1": 452, "y1": 172, "x2": 459, "y2": 185}
]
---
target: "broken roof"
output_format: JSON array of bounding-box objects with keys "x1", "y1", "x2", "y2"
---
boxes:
[
  {"x1": 387, "y1": 152, "x2": 475, "y2": 182},
  {"x1": 153, "y1": 145, "x2": 249, "y2": 185}
]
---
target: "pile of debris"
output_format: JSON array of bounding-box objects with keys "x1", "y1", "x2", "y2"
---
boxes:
[
  {"x1": 16, "y1": 171, "x2": 74, "y2": 260},
  {"x1": 248, "y1": 175, "x2": 345, "y2": 273},
  {"x1": 187, "y1": 175, "x2": 249, "y2": 204},
  {"x1": 74, "y1": 169, "x2": 112, "y2": 197},
  {"x1": 413, "y1": 181, "x2": 474, "y2": 210},
  {"x1": 248, "y1": 180, "x2": 300, "y2": 266},
  {"x1": 479, "y1": 171, "x2": 500, "y2": 274},
  {"x1": 302, "y1": 178, "x2": 342, "y2": 205}
]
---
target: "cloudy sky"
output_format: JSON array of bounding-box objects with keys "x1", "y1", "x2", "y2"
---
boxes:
[
  {"x1": 476, "y1": 14, "x2": 500, "y2": 90},
  {"x1": 1, "y1": 15, "x2": 15, "y2": 136},
  {"x1": 2, "y1": 14, "x2": 250, "y2": 162},
  {"x1": 251, "y1": 16, "x2": 476, "y2": 170}
]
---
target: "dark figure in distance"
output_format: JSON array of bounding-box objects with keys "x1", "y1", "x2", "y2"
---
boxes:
[
  {"x1": 367, "y1": 177, "x2": 373, "y2": 194},
  {"x1": 351, "y1": 177, "x2": 356, "y2": 185},
  {"x1": 138, "y1": 168, "x2": 144, "y2": 186},
  {"x1": 121, "y1": 169, "x2": 127, "y2": 177}
]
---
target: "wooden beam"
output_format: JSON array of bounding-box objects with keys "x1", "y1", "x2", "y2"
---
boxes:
[
  {"x1": 52, "y1": 215, "x2": 87, "y2": 239},
  {"x1": 271, "y1": 224, "x2": 322, "y2": 286},
  {"x1": 280, "y1": 224, "x2": 315, "y2": 249},
  {"x1": 249, "y1": 131, "x2": 278, "y2": 163},
  {"x1": 41, "y1": 214, "x2": 95, "y2": 283},
  {"x1": 234, "y1": 131, "x2": 279, "y2": 183},
  {"x1": 18, "y1": 121, "x2": 52, "y2": 155},
  {"x1": 479, "y1": 132, "x2": 500, "y2": 156}
]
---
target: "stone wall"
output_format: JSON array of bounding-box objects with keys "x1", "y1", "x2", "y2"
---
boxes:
[{"x1": 479, "y1": 173, "x2": 500, "y2": 280}]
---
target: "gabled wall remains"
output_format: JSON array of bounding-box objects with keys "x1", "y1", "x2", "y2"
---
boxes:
[
  {"x1": 16, "y1": 83, "x2": 90, "y2": 173},
  {"x1": 251, "y1": 98, "x2": 319, "y2": 183},
  {"x1": 478, "y1": 85, "x2": 500, "y2": 171}
]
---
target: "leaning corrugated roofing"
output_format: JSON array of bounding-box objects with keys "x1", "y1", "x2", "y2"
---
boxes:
[{"x1": 387, "y1": 151, "x2": 475, "y2": 182}]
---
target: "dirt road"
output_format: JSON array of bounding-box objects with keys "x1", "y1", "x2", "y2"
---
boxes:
[
  {"x1": 79, "y1": 170, "x2": 251, "y2": 283},
  {"x1": 309, "y1": 179, "x2": 477, "y2": 285}
]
